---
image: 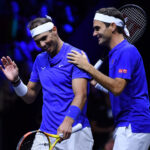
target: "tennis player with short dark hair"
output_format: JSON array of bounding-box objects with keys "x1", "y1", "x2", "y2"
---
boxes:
[
  {"x1": 67, "y1": 7, "x2": 150, "y2": 150},
  {"x1": 0, "y1": 16, "x2": 93, "y2": 149}
]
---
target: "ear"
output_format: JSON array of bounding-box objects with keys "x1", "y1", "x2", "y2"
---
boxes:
[
  {"x1": 52, "y1": 26, "x2": 57, "y2": 32},
  {"x1": 110, "y1": 22, "x2": 117, "y2": 33}
]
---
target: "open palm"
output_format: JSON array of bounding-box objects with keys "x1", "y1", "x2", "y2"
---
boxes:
[{"x1": 0, "y1": 56, "x2": 19, "y2": 82}]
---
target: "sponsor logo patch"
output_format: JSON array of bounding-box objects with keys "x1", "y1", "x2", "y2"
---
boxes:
[{"x1": 118, "y1": 69, "x2": 127, "y2": 73}]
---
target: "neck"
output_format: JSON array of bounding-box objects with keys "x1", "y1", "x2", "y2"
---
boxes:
[
  {"x1": 109, "y1": 33, "x2": 124, "y2": 50},
  {"x1": 57, "y1": 38, "x2": 64, "y2": 53},
  {"x1": 49, "y1": 38, "x2": 64, "y2": 58}
]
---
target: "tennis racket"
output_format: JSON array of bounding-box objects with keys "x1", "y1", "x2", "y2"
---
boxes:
[
  {"x1": 16, "y1": 123, "x2": 82, "y2": 150},
  {"x1": 119, "y1": 4, "x2": 147, "y2": 44}
]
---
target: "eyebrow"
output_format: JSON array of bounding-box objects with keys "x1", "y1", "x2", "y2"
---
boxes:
[
  {"x1": 93, "y1": 26, "x2": 100, "y2": 30},
  {"x1": 35, "y1": 35, "x2": 47, "y2": 42}
]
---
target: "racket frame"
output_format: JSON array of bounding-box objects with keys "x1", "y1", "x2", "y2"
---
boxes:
[
  {"x1": 16, "y1": 123, "x2": 82, "y2": 150},
  {"x1": 119, "y1": 4, "x2": 147, "y2": 44}
]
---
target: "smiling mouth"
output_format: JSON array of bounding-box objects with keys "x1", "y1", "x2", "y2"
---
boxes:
[
  {"x1": 98, "y1": 37, "x2": 101, "y2": 42},
  {"x1": 45, "y1": 44, "x2": 52, "y2": 51}
]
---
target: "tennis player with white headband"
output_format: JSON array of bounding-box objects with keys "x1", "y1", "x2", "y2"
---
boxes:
[
  {"x1": 94, "y1": 13, "x2": 130, "y2": 37},
  {"x1": 0, "y1": 15, "x2": 94, "y2": 149},
  {"x1": 67, "y1": 7, "x2": 150, "y2": 150}
]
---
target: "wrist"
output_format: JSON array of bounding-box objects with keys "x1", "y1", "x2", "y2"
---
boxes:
[
  {"x1": 11, "y1": 76, "x2": 21, "y2": 86},
  {"x1": 64, "y1": 116, "x2": 74, "y2": 124},
  {"x1": 66, "y1": 105, "x2": 81, "y2": 121},
  {"x1": 12, "y1": 79, "x2": 28, "y2": 97},
  {"x1": 85, "y1": 63, "x2": 93, "y2": 72}
]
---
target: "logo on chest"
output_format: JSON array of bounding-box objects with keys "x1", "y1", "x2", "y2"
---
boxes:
[
  {"x1": 58, "y1": 64, "x2": 64, "y2": 68},
  {"x1": 41, "y1": 67, "x2": 46, "y2": 70}
]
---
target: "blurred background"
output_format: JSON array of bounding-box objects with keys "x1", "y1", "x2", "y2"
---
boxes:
[{"x1": 0, "y1": 0, "x2": 149, "y2": 150}]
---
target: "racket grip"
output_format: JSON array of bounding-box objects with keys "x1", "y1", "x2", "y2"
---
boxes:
[
  {"x1": 95, "y1": 83, "x2": 109, "y2": 94},
  {"x1": 94, "y1": 59, "x2": 103, "y2": 70},
  {"x1": 72, "y1": 123, "x2": 82, "y2": 133}
]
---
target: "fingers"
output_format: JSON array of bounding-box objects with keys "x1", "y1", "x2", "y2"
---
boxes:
[
  {"x1": 6, "y1": 56, "x2": 13, "y2": 65},
  {"x1": 1, "y1": 56, "x2": 16, "y2": 69},
  {"x1": 0, "y1": 65, "x2": 4, "y2": 72},
  {"x1": 67, "y1": 50, "x2": 82, "y2": 57},
  {"x1": 67, "y1": 56, "x2": 75, "y2": 61},
  {"x1": 71, "y1": 50, "x2": 86, "y2": 57},
  {"x1": 67, "y1": 50, "x2": 81, "y2": 62},
  {"x1": 57, "y1": 123, "x2": 72, "y2": 140},
  {"x1": 70, "y1": 50, "x2": 81, "y2": 55},
  {"x1": 67, "y1": 50, "x2": 86, "y2": 59},
  {"x1": 67, "y1": 53, "x2": 76, "y2": 57},
  {"x1": 57, "y1": 128, "x2": 71, "y2": 140},
  {"x1": 67, "y1": 52, "x2": 78, "y2": 63},
  {"x1": 81, "y1": 50, "x2": 86, "y2": 55},
  {"x1": 67, "y1": 58, "x2": 77, "y2": 65},
  {"x1": 1, "y1": 56, "x2": 12, "y2": 67},
  {"x1": 1, "y1": 57, "x2": 7, "y2": 67},
  {"x1": 12, "y1": 60, "x2": 17, "y2": 68},
  {"x1": 81, "y1": 50, "x2": 88, "y2": 58},
  {"x1": 62, "y1": 132, "x2": 71, "y2": 139}
]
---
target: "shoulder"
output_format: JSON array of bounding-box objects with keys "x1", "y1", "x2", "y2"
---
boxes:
[
  {"x1": 35, "y1": 51, "x2": 48, "y2": 60},
  {"x1": 64, "y1": 42, "x2": 82, "y2": 53},
  {"x1": 121, "y1": 41, "x2": 140, "y2": 57},
  {"x1": 34, "y1": 52, "x2": 48, "y2": 64},
  {"x1": 36, "y1": 51, "x2": 47, "y2": 58},
  {"x1": 119, "y1": 42, "x2": 142, "y2": 65}
]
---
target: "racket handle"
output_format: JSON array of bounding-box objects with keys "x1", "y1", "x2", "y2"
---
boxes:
[
  {"x1": 72, "y1": 123, "x2": 82, "y2": 133},
  {"x1": 95, "y1": 83, "x2": 109, "y2": 94},
  {"x1": 94, "y1": 59, "x2": 103, "y2": 70},
  {"x1": 93, "y1": 59, "x2": 109, "y2": 93}
]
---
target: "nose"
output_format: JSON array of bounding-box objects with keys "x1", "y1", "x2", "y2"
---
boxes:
[
  {"x1": 93, "y1": 31, "x2": 97, "y2": 37},
  {"x1": 40, "y1": 41, "x2": 46, "y2": 48}
]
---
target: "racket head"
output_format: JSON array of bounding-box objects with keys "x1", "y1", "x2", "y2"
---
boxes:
[
  {"x1": 119, "y1": 4, "x2": 147, "y2": 44},
  {"x1": 16, "y1": 124, "x2": 82, "y2": 150},
  {"x1": 16, "y1": 130, "x2": 50, "y2": 150}
]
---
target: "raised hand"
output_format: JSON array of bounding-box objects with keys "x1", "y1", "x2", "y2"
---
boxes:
[{"x1": 0, "y1": 56, "x2": 19, "y2": 82}]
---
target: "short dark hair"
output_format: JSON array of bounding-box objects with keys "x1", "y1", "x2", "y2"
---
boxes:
[
  {"x1": 27, "y1": 17, "x2": 52, "y2": 30},
  {"x1": 96, "y1": 7, "x2": 125, "y2": 34}
]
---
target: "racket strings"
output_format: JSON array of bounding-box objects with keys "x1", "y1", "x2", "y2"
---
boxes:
[
  {"x1": 120, "y1": 6, "x2": 147, "y2": 43},
  {"x1": 19, "y1": 133, "x2": 36, "y2": 150},
  {"x1": 19, "y1": 132, "x2": 50, "y2": 150}
]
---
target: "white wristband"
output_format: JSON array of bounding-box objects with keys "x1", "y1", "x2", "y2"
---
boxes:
[
  {"x1": 95, "y1": 83, "x2": 109, "y2": 94},
  {"x1": 13, "y1": 80, "x2": 28, "y2": 97},
  {"x1": 94, "y1": 59, "x2": 103, "y2": 70}
]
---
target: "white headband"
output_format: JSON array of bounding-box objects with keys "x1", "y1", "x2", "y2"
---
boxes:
[
  {"x1": 30, "y1": 22, "x2": 54, "y2": 37},
  {"x1": 94, "y1": 13, "x2": 130, "y2": 37}
]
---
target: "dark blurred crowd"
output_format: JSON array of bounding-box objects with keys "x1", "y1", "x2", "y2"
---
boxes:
[{"x1": 0, "y1": 0, "x2": 150, "y2": 150}]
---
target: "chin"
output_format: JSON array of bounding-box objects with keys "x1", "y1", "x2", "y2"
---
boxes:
[
  {"x1": 99, "y1": 39, "x2": 108, "y2": 46},
  {"x1": 98, "y1": 41, "x2": 103, "y2": 45},
  {"x1": 47, "y1": 47, "x2": 53, "y2": 52}
]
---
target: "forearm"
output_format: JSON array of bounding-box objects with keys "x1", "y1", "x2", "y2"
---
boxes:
[
  {"x1": 21, "y1": 86, "x2": 38, "y2": 104},
  {"x1": 12, "y1": 77, "x2": 41, "y2": 104},
  {"x1": 85, "y1": 64, "x2": 117, "y2": 94},
  {"x1": 57, "y1": 79, "x2": 87, "y2": 138},
  {"x1": 67, "y1": 51, "x2": 126, "y2": 95},
  {"x1": 71, "y1": 94, "x2": 87, "y2": 110}
]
